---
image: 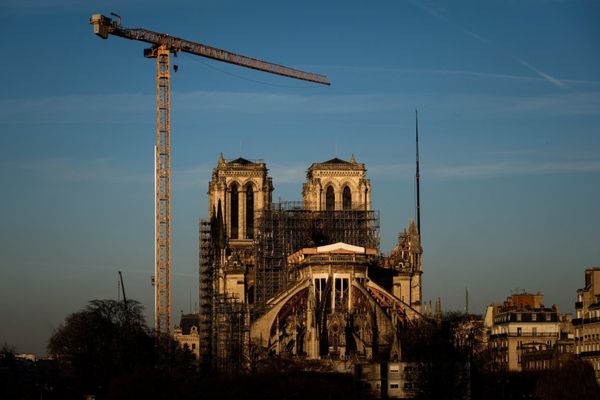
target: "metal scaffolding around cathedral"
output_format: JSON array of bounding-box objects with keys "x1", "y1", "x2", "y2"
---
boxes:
[
  {"x1": 196, "y1": 155, "x2": 423, "y2": 373},
  {"x1": 253, "y1": 201, "x2": 380, "y2": 313}
]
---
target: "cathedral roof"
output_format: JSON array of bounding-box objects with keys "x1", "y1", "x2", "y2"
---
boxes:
[
  {"x1": 307, "y1": 155, "x2": 365, "y2": 173},
  {"x1": 317, "y1": 242, "x2": 370, "y2": 254},
  {"x1": 321, "y1": 157, "x2": 352, "y2": 165},
  {"x1": 228, "y1": 157, "x2": 255, "y2": 165},
  {"x1": 287, "y1": 242, "x2": 377, "y2": 264}
]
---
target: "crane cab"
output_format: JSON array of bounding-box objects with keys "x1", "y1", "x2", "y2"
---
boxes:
[{"x1": 90, "y1": 14, "x2": 111, "y2": 39}]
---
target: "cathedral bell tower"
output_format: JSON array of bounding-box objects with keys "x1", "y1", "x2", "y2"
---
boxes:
[
  {"x1": 208, "y1": 154, "x2": 273, "y2": 243},
  {"x1": 302, "y1": 155, "x2": 371, "y2": 211},
  {"x1": 207, "y1": 155, "x2": 273, "y2": 301}
]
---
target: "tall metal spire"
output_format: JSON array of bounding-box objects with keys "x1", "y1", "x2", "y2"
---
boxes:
[{"x1": 415, "y1": 109, "x2": 421, "y2": 238}]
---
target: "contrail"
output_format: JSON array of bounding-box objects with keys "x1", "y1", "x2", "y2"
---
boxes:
[
  {"x1": 514, "y1": 58, "x2": 566, "y2": 89},
  {"x1": 409, "y1": 0, "x2": 566, "y2": 89}
]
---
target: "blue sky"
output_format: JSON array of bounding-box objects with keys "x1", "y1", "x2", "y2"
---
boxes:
[{"x1": 1, "y1": 0, "x2": 599, "y2": 355}]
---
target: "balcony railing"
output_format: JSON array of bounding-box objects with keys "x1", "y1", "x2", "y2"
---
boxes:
[
  {"x1": 573, "y1": 317, "x2": 600, "y2": 325},
  {"x1": 490, "y1": 332, "x2": 558, "y2": 339},
  {"x1": 580, "y1": 350, "x2": 600, "y2": 358}
]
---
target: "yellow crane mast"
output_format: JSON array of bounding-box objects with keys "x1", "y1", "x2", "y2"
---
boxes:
[{"x1": 90, "y1": 13, "x2": 330, "y2": 337}]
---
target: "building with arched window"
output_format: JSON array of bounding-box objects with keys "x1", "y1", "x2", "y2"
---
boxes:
[
  {"x1": 302, "y1": 155, "x2": 371, "y2": 211},
  {"x1": 198, "y1": 154, "x2": 423, "y2": 375},
  {"x1": 208, "y1": 154, "x2": 272, "y2": 244}
]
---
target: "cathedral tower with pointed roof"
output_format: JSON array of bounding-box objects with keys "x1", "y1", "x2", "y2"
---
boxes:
[
  {"x1": 302, "y1": 155, "x2": 371, "y2": 211},
  {"x1": 208, "y1": 155, "x2": 273, "y2": 243}
]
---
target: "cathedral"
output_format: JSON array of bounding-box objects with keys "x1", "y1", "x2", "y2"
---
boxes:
[{"x1": 182, "y1": 155, "x2": 423, "y2": 372}]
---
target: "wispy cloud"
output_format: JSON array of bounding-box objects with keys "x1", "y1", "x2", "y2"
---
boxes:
[
  {"x1": 2, "y1": 89, "x2": 599, "y2": 128},
  {"x1": 355, "y1": 159, "x2": 600, "y2": 181},
  {"x1": 0, "y1": 94, "x2": 153, "y2": 124},
  {"x1": 16, "y1": 157, "x2": 150, "y2": 184},
  {"x1": 0, "y1": 0, "x2": 201, "y2": 15},
  {"x1": 0, "y1": 0, "x2": 83, "y2": 14},
  {"x1": 172, "y1": 164, "x2": 212, "y2": 189},
  {"x1": 310, "y1": 65, "x2": 600, "y2": 87},
  {"x1": 15, "y1": 156, "x2": 219, "y2": 189},
  {"x1": 0, "y1": 91, "x2": 398, "y2": 125},
  {"x1": 269, "y1": 163, "x2": 306, "y2": 184},
  {"x1": 514, "y1": 58, "x2": 566, "y2": 89},
  {"x1": 410, "y1": 0, "x2": 490, "y2": 44},
  {"x1": 368, "y1": 163, "x2": 415, "y2": 181},
  {"x1": 506, "y1": 92, "x2": 600, "y2": 115},
  {"x1": 427, "y1": 159, "x2": 600, "y2": 180},
  {"x1": 176, "y1": 91, "x2": 402, "y2": 114},
  {"x1": 139, "y1": 89, "x2": 599, "y2": 117},
  {"x1": 408, "y1": 0, "x2": 566, "y2": 89}
]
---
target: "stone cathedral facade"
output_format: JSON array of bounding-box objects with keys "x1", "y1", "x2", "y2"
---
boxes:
[{"x1": 188, "y1": 154, "x2": 424, "y2": 372}]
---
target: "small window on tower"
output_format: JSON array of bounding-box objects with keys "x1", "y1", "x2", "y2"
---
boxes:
[
  {"x1": 245, "y1": 184, "x2": 254, "y2": 239},
  {"x1": 230, "y1": 183, "x2": 239, "y2": 239},
  {"x1": 326, "y1": 186, "x2": 335, "y2": 211},
  {"x1": 342, "y1": 185, "x2": 352, "y2": 210}
]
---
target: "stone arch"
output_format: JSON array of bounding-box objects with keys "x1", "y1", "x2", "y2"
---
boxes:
[
  {"x1": 325, "y1": 185, "x2": 335, "y2": 211},
  {"x1": 230, "y1": 181, "x2": 239, "y2": 239},
  {"x1": 244, "y1": 182, "x2": 255, "y2": 239},
  {"x1": 342, "y1": 185, "x2": 352, "y2": 210},
  {"x1": 251, "y1": 280, "x2": 311, "y2": 349}
]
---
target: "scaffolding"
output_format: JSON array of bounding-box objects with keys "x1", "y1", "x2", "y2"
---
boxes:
[
  {"x1": 199, "y1": 218, "x2": 249, "y2": 373},
  {"x1": 254, "y1": 201, "x2": 380, "y2": 314},
  {"x1": 198, "y1": 219, "x2": 213, "y2": 370},
  {"x1": 201, "y1": 201, "x2": 379, "y2": 369},
  {"x1": 212, "y1": 293, "x2": 249, "y2": 373}
]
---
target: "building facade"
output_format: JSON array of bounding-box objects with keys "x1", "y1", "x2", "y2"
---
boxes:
[
  {"x1": 250, "y1": 242, "x2": 421, "y2": 361},
  {"x1": 302, "y1": 156, "x2": 371, "y2": 211},
  {"x1": 574, "y1": 267, "x2": 600, "y2": 382},
  {"x1": 521, "y1": 339, "x2": 575, "y2": 371},
  {"x1": 208, "y1": 154, "x2": 272, "y2": 243},
  {"x1": 199, "y1": 155, "x2": 424, "y2": 372},
  {"x1": 173, "y1": 313, "x2": 200, "y2": 359},
  {"x1": 485, "y1": 293, "x2": 565, "y2": 371},
  {"x1": 206, "y1": 155, "x2": 273, "y2": 302}
]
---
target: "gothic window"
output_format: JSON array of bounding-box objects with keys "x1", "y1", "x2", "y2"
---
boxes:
[
  {"x1": 245, "y1": 184, "x2": 254, "y2": 239},
  {"x1": 334, "y1": 278, "x2": 349, "y2": 310},
  {"x1": 326, "y1": 185, "x2": 335, "y2": 211},
  {"x1": 342, "y1": 185, "x2": 352, "y2": 210},
  {"x1": 230, "y1": 183, "x2": 239, "y2": 239},
  {"x1": 315, "y1": 278, "x2": 327, "y2": 303}
]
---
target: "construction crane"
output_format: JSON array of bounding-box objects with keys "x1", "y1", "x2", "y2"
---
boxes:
[
  {"x1": 118, "y1": 270, "x2": 128, "y2": 306},
  {"x1": 90, "y1": 13, "x2": 330, "y2": 337}
]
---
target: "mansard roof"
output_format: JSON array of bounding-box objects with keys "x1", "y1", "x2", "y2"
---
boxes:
[
  {"x1": 213, "y1": 156, "x2": 268, "y2": 173},
  {"x1": 228, "y1": 157, "x2": 255, "y2": 165},
  {"x1": 178, "y1": 313, "x2": 199, "y2": 335},
  {"x1": 307, "y1": 155, "x2": 366, "y2": 173},
  {"x1": 322, "y1": 157, "x2": 352, "y2": 165}
]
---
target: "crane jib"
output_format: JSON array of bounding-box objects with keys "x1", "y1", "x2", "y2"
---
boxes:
[{"x1": 91, "y1": 14, "x2": 330, "y2": 85}]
